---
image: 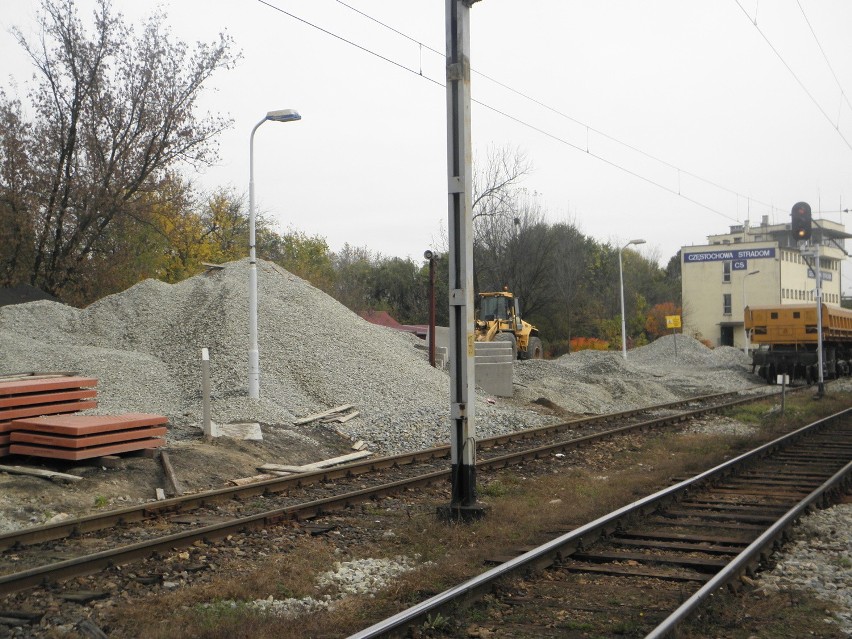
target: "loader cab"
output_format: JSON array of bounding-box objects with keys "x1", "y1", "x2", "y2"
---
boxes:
[{"x1": 480, "y1": 294, "x2": 511, "y2": 322}]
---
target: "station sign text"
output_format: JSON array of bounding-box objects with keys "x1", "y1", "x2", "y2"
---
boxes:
[{"x1": 683, "y1": 248, "x2": 775, "y2": 263}]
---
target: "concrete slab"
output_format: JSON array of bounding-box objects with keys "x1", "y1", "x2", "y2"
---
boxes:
[
  {"x1": 213, "y1": 422, "x2": 262, "y2": 440},
  {"x1": 0, "y1": 400, "x2": 98, "y2": 422},
  {"x1": 10, "y1": 413, "x2": 167, "y2": 436},
  {"x1": 11, "y1": 426, "x2": 168, "y2": 449},
  {"x1": 0, "y1": 377, "x2": 97, "y2": 397},
  {"x1": 0, "y1": 389, "x2": 98, "y2": 409},
  {"x1": 10, "y1": 438, "x2": 164, "y2": 461}
]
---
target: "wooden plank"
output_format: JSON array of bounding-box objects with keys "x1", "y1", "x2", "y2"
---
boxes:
[
  {"x1": 229, "y1": 473, "x2": 282, "y2": 486},
  {"x1": 322, "y1": 410, "x2": 360, "y2": 424},
  {"x1": 259, "y1": 449, "x2": 372, "y2": 473},
  {"x1": 159, "y1": 450, "x2": 184, "y2": 496},
  {"x1": 293, "y1": 404, "x2": 355, "y2": 425},
  {"x1": 0, "y1": 464, "x2": 83, "y2": 482}
]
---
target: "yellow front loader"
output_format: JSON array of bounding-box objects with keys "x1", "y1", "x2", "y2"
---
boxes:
[{"x1": 474, "y1": 290, "x2": 543, "y2": 360}]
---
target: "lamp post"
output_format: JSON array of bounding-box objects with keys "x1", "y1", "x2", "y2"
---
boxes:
[
  {"x1": 742, "y1": 269, "x2": 760, "y2": 355},
  {"x1": 619, "y1": 238, "x2": 646, "y2": 359},
  {"x1": 424, "y1": 250, "x2": 436, "y2": 367},
  {"x1": 248, "y1": 109, "x2": 301, "y2": 399}
]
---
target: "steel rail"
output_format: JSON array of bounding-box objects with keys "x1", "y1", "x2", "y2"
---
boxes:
[
  {"x1": 346, "y1": 407, "x2": 851, "y2": 639},
  {"x1": 645, "y1": 456, "x2": 852, "y2": 639},
  {"x1": 0, "y1": 392, "x2": 776, "y2": 594},
  {"x1": 0, "y1": 390, "x2": 747, "y2": 550}
]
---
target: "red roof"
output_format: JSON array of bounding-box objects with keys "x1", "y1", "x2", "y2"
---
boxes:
[{"x1": 359, "y1": 310, "x2": 403, "y2": 329}]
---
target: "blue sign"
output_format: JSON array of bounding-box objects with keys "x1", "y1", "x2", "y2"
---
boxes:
[
  {"x1": 807, "y1": 269, "x2": 833, "y2": 281},
  {"x1": 683, "y1": 248, "x2": 776, "y2": 263},
  {"x1": 732, "y1": 260, "x2": 747, "y2": 270}
]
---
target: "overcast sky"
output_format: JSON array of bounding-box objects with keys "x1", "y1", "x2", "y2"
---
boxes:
[{"x1": 2, "y1": 1, "x2": 851, "y2": 291}]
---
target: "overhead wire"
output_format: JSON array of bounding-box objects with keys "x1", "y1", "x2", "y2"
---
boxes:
[
  {"x1": 330, "y1": 0, "x2": 761, "y2": 218},
  {"x1": 258, "y1": 0, "x2": 836, "y2": 223},
  {"x1": 795, "y1": 0, "x2": 852, "y2": 120},
  {"x1": 733, "y1": 0, "x2": 852, "y2": 153}
]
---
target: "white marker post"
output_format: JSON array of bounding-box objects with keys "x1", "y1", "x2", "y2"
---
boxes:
[{"x1": 202, "y1": 348, "x2": 212, "y2": 438}]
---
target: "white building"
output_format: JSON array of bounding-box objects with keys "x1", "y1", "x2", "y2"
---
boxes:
[{"x1": 681, "y1": 215, "x2": 849, "y2": 349}]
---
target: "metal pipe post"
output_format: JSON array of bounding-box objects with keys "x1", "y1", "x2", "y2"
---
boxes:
[
  {"x1": 428, "y1": 255, "x2": 436, "y2": 367},
  {"x1": 618, "y1": 247, "x2": 627, "y2": 359}
]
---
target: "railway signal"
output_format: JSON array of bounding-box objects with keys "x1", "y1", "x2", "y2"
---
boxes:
[{"x1": 791, "y1": 201, "x2": 812, "y2": 241}]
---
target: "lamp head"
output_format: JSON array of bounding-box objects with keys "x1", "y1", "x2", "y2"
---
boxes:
[
  {"x1": 629, "y1": 239, "x2": 646, "y2": 246},
  {"x1": 266, "y1": 109, "x2": 301, "y2": 123}
]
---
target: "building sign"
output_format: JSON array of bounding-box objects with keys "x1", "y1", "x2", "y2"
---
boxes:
[
  {"x1": 807, "y1": 269, "x2": 833, "y2": 281},
  {"x1": 665, "y1": 315, "x2": 682, "y2": 329},
  {"x1": 683, "y1": 248, "x2": 775, "y2": 263},
  {"x1": 732, "y1": 259, "x2": 748, "y2": 270}
]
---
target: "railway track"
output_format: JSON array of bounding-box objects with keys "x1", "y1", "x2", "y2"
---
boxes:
[
  {"x1": 348, "y1": 407, "x2": 852, "y2": 638},
  {"x1": 0, "y1": 389, "x2": 767, "y2": 596}
]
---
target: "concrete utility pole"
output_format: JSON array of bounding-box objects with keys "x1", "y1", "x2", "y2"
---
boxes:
[
  {"x1": 812, "y1": 248, "x2": 825, "y2": 397},
  {"x1": 439, "y1": 0, "x2": 484, "y2": 521},
  {"x1": 742, "y1": 270, "x2": 760, "y2": 356},
  {"x1": 801, "y1": 244, "x2": 825, "y2": 396}
]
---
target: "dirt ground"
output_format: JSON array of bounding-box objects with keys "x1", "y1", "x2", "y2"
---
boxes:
[{"x1": 0, "y1": 423, "x2": 354, "y2": 533}]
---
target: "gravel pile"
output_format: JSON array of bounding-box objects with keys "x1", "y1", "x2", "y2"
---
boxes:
[
  {"x1": 512, "y1": 334, "x2": 757, "y2": 414},
  {"x1": 758, "y1": 504, "x2": 852, "y2": 635},
  {"x1": 0, "y1": 259, "x2": 552, "y2": 454}
]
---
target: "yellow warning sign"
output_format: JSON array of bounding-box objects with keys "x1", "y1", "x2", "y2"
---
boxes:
[{"x1": 665, "y1": 315, "x2": 682, "y2": 329}]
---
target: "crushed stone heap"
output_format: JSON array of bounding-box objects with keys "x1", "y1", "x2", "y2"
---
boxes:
[{"x1": 0, "y1": 259, "x2": 549, "y2": 453}]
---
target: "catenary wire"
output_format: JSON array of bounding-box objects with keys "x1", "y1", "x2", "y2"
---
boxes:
[
  {"x1": 258, "y1": 0, "x2": 814, "y2": 223},
  {"x1": 733, "y1": 0, "x2": 852, "y2": 152},
  {"x1": 795, "y1": 0, "x2": 852, "y2": 118},
  {"x1": 331, "y1": 0, "x2": 769, "y2": 216}
]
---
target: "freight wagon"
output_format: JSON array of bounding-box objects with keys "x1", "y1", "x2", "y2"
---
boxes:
[{"x1": 744, "y1": 304, "x2": 852, "y2": 383}]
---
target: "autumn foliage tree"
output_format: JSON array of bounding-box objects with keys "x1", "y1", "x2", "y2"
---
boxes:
[
  {"x1": 0, "y1": 0, "x2": 236, "y2": 304},
  {"x1": 645, "y1": 302, "x2": 682, "y2": 340}
]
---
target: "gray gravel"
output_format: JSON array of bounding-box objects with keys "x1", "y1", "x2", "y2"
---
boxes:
[
  {"x1": 758, "y1": 504, "x2": 852, "y2": 635},
  {"x1": 0, "y1": 259, "x2": 768, "y2": 455},
  {"x1": 0, "y1": 259, "x2": 553, "y2": 453}
]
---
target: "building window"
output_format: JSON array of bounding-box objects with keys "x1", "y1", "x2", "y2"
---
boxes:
[
  {"x1": 723, "y1": 261, "x2": 731, "y2": 283},
  {"x1": 723, "y1": 294, "x2": 732, "y2": 315}
]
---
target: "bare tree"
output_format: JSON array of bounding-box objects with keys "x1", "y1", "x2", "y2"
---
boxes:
[
  {"x1": 0, "y1": 0, "x2": 237, "y2": 302},
  {"x1": 472, "y1": 145, "x2": 532, "y2": 222}
]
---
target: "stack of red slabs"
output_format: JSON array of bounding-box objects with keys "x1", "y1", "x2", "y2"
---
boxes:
[
  {"x1": 9, "y1": 413, "x2": 168, "y2": 461},
  {"x1": 0, "y1": 377, "x2": 99, "y2": 456}
]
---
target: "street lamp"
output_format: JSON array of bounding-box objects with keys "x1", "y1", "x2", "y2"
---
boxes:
[
  {"x1": 248, "y1": 108, "x2": 301, "y2": 399},
  {"x1": 619, "y1": 238, "x2": 646, "y2": 359},
  {"x1": 424, "y1": 250, "x2": 436, "y2": 367},
  {"x1": 742, "y1": 270, "x2": 760, "y2": 355}
]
